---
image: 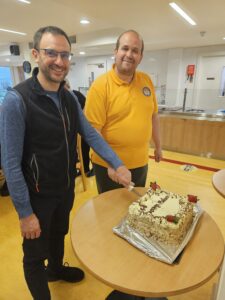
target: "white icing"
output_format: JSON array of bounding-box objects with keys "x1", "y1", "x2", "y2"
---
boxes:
[
  {"x1": 127, "y1": 187, "x2": 194, "y2": 245},
  {"x1": 153, "y1": 196, "x2": 180, "y2": 217}
]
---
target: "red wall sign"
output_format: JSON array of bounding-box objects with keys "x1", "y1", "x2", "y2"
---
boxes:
[{"x1": 187, "y1": 64, "x2": 195, "y2": 76}]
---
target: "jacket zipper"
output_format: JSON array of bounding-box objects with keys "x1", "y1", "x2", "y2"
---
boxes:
[
  {"x1": 30, "y1": 153, "x2": 40, "y2": 192},
  {"x1": 45, "y1": 94, "x2": 71, "y2": 189},
  {"x1": 65, "y1": 107, "x2": 70, "y2": 132},
  {"x1": 58, "y1": 100, "x2": 70, "y2": 188}
]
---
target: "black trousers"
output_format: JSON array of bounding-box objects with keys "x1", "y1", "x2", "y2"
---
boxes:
[
  {"x1": 94, "y1": 165, "x2": 161, "y2": 300},
  {"x1": 22, "y1": 185, "x2": 75, "y2": 300},
  {"x1": 0, "y1": 180, "x2": 9, "y2": 196},
  {"x1": 93, "y1": 164, "x2": 148, "y2": 194},
  {"x1": 81, "y1": 138, "x2": 91, "y2": 173}
]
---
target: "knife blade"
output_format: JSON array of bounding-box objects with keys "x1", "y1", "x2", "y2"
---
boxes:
[{"x1": 128, "y1": 184, "x2": 143, "y2": 197}]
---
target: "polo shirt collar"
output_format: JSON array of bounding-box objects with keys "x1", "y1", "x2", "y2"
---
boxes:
[{"x1": 110, "y1": 64, "x2": 136, "y2": 86}]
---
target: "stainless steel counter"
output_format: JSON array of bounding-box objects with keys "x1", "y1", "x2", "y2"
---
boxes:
[
  {"x1": 158, "y1": 106, "x2": 225, "y2": 159},
  {"x1": 158, "y1": 107, "x2": 225, "y2": 122}
]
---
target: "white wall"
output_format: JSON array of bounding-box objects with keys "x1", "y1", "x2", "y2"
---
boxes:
[
  {"x1": 139, "y1": 49, "x2": 168, "y2": 87},
  {"x1": 19, "y1": 42, "x2": 34, "y2": 79},
  {"x1": 67, "y1": 56, "x2": 114, "y2": 91},
  {"x1": 1, "y1": 42, "x2": 225, "y2": 110},
  {"x1": 181, "y1": 45, "x2": 225, "y2": 110},
  {"x1": 0, "y1": 44, "x2": 25, "y2": 67},
  {"x1": 165, "y1": 48, "x2": 183, "y2": 107}
]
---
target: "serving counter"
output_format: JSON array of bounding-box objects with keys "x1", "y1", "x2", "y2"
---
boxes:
[{"x1": 158, "y1": 110, "x2": 225, "y2": 160}]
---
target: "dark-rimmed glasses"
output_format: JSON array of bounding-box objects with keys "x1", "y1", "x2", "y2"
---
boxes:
[{"x1": 37, "y1": 48, "x2": 73, "y2": 61}]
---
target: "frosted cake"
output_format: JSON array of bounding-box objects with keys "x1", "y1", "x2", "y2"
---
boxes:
[{"x1": 127, "y1": 182, "x2": 198, "y2": 245}]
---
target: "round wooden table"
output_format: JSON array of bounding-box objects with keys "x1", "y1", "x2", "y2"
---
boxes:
[
  {"x1": 212, "y1": 169, "x2": 225, "y2": 198},
  {"x1": 212, "y1": 169, "x2": 225, "y2": 300},
  {"x1": 71, "y1": 188, "x2": 224, "y2": 298}
]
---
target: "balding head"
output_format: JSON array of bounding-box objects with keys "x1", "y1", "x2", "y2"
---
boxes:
[{"x1": 115, "y1": 30, "x2": 144, "y2": 55}]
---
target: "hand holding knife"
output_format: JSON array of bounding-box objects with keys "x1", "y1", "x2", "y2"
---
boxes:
[{"x1": 128, "y1": 182, "x2": 143, "y2": 197}]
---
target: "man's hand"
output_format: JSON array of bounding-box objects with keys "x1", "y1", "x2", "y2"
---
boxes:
[
  {"x1": 154, "y1": 148, "x2": 163, "y2": 162},
  {"x1": 20, "y1": 213, "x2": 41, "y2": 239},
  {"x1": 107, "y1": 165, "x2": 131, "y2": 188}
]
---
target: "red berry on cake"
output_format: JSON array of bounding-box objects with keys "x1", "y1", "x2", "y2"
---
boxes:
[
  {"x1": 150, "y1": 181, "x2": 160, "y2": 191},
  {"x1": 187, "y1": 194, "x2": 198, "y2": 203},
  {"x1": 166, "y1": 215, "x2": 179, "y2": 224},
  {"x1": 127, "y1": 184, "x2": 195, "y2": 245},
  {"x1": 166, "y1": 215, "x2": 174, "y2": 222}
]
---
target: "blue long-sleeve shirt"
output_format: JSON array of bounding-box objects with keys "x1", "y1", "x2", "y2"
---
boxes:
[{"x1": 0, "y1": 89, "x2": 123, "y2": 218}]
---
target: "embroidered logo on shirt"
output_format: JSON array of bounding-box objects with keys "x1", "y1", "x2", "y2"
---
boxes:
[{"x1": 142, "y1": 87, "x2": 151, "y2": 96}]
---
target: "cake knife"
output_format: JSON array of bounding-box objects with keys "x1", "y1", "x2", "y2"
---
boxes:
[{"x1": 128, "y1": 184, "x2": 143, "y2": 197}]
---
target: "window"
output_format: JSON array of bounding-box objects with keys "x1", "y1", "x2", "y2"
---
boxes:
[{"x1": 0, "y1": 67, "x2": 12, "y2": 105}]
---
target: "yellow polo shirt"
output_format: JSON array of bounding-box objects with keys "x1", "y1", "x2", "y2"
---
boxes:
[{"x1": 85, "y1": 67, "x2": 158, "y2": 169}]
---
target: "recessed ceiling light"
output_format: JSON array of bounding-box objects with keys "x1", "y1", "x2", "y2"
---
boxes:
[
  {"x1": 0, "y1": 28, "x2": 26, "y2": 35},
  {"x1": 223, "y1": 37, "x2": 225, "y2": 40},
  {"x1": 5, "y1": 58, "x2": 10, "y2": 62},
  {"x1": 79, "y1": 51, "x2": 86, "y2": 55},
  {"x1": 169, "y1": 2, "x2": 196, "y2": 26},
  {"x1": 17, "y1": 0, "x2": 31, "y2": 4},
  {"x1": 80, "y1": 19, "x2": 90, "y2": 25},
  {"x1": 111, "y1": 56, "x2": 114, "y2": 60}
]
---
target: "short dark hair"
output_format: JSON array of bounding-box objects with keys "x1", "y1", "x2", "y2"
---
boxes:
[
  {"x1": 115, "y1": 30, "x2": 144, "y2": 54},
  {"x1": 33, "y1": 26, "x2": 71, "y2": 50}
]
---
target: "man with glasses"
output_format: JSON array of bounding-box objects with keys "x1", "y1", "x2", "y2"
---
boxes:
[
  {"x1": 36, "y1": 48, "x2": 73, "y2": 61},
  {"x1": 0, "y1": 26, "x2": 131, "y2": 300}
]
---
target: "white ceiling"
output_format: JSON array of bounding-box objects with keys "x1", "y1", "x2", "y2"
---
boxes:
[{"x1": 0, "y1": 0, "x2": 225, "y2": 57}]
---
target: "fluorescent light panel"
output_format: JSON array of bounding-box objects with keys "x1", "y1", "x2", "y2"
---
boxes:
[
  {"x1": 17, "y1": 0, "x2": 31, "y2": 3},
  {"x1": 80, "y1": 19, "x2": 90, "y2": 24},
  {"x1": 169, "y1": 2, "x2": 196, "y2": 26},
  {"x1": 0, "y1": 28, "x2": 27, "y2": 35}
]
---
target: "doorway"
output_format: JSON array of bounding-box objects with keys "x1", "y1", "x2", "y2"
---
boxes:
[{"x1": 194, "y1": 55, "x2": 225, "y2": 110}]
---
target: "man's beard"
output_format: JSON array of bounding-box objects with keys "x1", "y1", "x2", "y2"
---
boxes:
[{"x1": 41, "y1": 64, "x2": 69, "y2": 83}]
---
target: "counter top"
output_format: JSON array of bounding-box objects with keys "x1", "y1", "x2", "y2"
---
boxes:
[
  {"x1": 159, "y1": 108, "x2": 225, "y2": 122},
  {"x1": 159, "y1": 110, "x2": 225, "y2": 159}
]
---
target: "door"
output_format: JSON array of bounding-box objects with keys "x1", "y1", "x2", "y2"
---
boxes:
[
  {"x1": 87, "y1": 62, "x2": 106, "y2": 87},
  {"x1": 195, "y1": 55, "x2": 225, "y2": 110}
]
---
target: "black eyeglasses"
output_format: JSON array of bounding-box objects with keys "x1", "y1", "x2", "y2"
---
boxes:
[{"x1": 37, "y1": 48, "x2": 73, "y2": 61}]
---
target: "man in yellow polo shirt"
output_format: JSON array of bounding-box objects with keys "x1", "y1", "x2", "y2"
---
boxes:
[
  {"x1": 86, "y1": 31, "x2": 166, "y2": 300},
  {"x1": 85, "y1": 30, "x2": 163, "y2": 195}
]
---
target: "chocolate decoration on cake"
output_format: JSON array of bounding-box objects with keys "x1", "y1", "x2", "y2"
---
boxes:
[{"x1": 127, "y1": 183, "x2": 197, "y2": 245}]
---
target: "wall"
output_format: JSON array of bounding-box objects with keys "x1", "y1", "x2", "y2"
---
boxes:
[
  {"x1": 1, "y1": 42, "x2": 225, "y2": 110},
  {"x1": 181, "y1": 45, "x2": 225, "y2": 110},
  {"x1": 0, "y1": 42, "x2": 33, "y2": 86},
  {"x1": 139, "y1": 49, "x2": 168, "y2": 103},
  {"x1": 194, "y1": 53, "x2": 225, "y2": 110},
  {"x1": 0, "y1": 44, "x2": 24, "y2": 67},
  {"x1": 19, "y1": 42, "x2": 34, "y2": 79},
  {"x1": 67, "y1": 56, "x2": 114, "y2": 91},
  {"x1": 165, "y1": 48, "x2": 183, "y2": 107},
  {"x1": 67, "y1": 44, "x2": 225, "y2": 110}
]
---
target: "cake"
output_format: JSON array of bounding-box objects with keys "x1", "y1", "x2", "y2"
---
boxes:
[{"x1": 127, "y1": 182, "x2": 198, "y2": 245}]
